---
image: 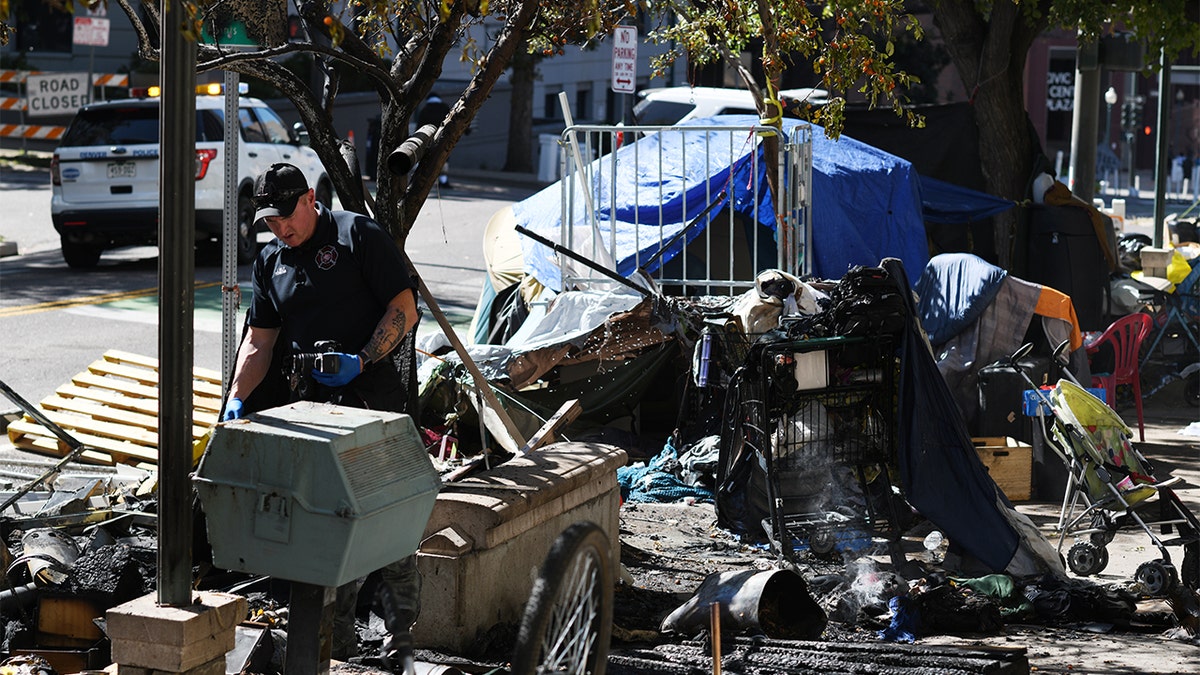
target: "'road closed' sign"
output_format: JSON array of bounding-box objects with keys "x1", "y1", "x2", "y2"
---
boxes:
[{"x1": 26, "y1": 72, "x2": 91, "y2": 118}]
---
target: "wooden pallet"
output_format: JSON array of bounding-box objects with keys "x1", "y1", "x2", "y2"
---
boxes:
[{"x1": 6, "y1": 350, "x2": 223, "y2": 468}]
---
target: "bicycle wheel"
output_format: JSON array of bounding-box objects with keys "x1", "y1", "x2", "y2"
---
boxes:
[{"x1": 511, "y1": 521, "x2": 613, "y2": 675}]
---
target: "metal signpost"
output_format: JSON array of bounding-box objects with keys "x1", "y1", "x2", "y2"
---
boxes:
[
  {"x1": 75, "y1": 5, "x2": 111, "y2": 103},
  {"x1": 221, "y1": 72, "x2": 241, "y2": 395}
]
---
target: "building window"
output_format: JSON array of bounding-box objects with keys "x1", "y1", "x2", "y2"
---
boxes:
[
  {"x1": 15, "y1": 0, "x2": 74, "y2": 54},
  {"x1": 575, "y1": 88, "x2": 591, "y2": 121},
  {"x1": 544, "y1": 92, "x2": 558, "y2": 120}
]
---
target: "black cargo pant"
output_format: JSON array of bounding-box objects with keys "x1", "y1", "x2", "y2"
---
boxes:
[
  {"x1": 332, "y1": 554, "x2": 421, "y2": 659},
  {"x1": 310, "y1": 354, "x2": 421, "y2": 660}
]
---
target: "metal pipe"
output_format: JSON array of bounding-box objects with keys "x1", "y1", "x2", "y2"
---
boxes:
[
  {"x1": 387, "y1": 124, "x2": 437, "y2": 175},
  {"x1": 514, "y1": 225, "x2": 651, "y2": 297},
  {"x1": 1152, "y1": 48, "x2": 1171, "y2": 246},
  {"x1": 221, "y1": 70, "x2": 241, "y2": 397},
  {"x1": 157, "y1": 0, "x2": 197, "y2": 607},
  {"x1": 0, "y1": 377, "x2": 90, "y2": 513},
  {"x1": 0, "y1": 582, "x2": 38, "y2": 609}
]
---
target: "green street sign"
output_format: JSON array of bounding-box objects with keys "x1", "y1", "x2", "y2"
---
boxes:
[{"x1": 200, "y1": 18, "x2": 258, "y2": 48}]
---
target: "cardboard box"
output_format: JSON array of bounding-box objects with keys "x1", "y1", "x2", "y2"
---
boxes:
[
  {"x1": 1140, "y1": 246, "x2": 1172, "y2": 279},
  {"x1": 972, "y1": 436, "x2": 1033, "y2": 501}
]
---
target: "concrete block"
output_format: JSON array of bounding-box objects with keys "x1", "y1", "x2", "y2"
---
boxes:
[
  {"x1": 107, "y1": 591, "x2": 245, "y2": 672},
  {"x1": 118, "y1": 654, "x2": 226, "y2": 675},
  {"x1": 414, "y1": 441, "x2": 625, "y2": 652}
]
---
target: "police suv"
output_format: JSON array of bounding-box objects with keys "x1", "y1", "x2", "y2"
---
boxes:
[{"x1": 50, "y1": 86, "x2": 331, "y2": 268}]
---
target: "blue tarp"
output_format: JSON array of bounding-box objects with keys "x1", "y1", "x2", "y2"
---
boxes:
[
  {"x1": 918, "y1": 175, "x2": 1016, "y2": 225},
  {"x1": 513, "y1": 116, "x2": 1011, "y2": 291},
  {"x1": 915, "y1": 253, "x2": 1009, "y2": 346}
]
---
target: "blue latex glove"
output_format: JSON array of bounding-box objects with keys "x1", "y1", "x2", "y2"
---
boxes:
[
  {"x1": 223, "y1": 398, "x2": 243, "y2": 421},
  {"x1": 311, "y1": 353, "x2": 363, "y2": 388}
]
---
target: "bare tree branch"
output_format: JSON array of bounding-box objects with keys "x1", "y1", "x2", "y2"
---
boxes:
[{"x1": 195, "y1": 40, "x2": 404, "y2": 103}]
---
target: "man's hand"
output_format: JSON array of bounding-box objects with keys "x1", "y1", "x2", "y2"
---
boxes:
[
  {"x1": 312, "y1": 353, "x2": 363, "y2": 388},
  {"x1": 223, "y1": 398, "x2": 244, "y2": 421}
]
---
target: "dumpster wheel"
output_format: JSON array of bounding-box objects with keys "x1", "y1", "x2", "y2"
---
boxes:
[{"x1": 511, "y1": 521, "x2": 614, "y2": 675}]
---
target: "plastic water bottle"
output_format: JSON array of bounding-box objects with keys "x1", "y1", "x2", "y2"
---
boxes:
[
  {"x1": 697, "y1": 332, "x2": 713, "y2": 387},
  {"x1": 923, "y1": 530, "x2": 944, "y2": 552}
]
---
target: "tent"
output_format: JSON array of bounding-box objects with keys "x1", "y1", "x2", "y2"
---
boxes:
[
  {"x1": 511, "y1": 116, "x2": 1013, "y2": 292},
  {"x1": 915, "y1": 252, "x2": 1086, "y2": 431}
]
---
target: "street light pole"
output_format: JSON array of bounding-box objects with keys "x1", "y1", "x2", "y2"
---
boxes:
[
  {"x1": 1103, "y1": 86, "x2": 1118, "y2": 192},
  {"x1": 1104, "y1": 86, "x2": 1117, "y2": 150}
]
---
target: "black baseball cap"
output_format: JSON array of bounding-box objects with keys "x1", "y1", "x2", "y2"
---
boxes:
[{"x1": 253, "y1": 163, "x2": 310, "y2": 225}]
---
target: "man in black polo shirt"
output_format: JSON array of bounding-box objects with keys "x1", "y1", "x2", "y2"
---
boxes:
[{"x1": 223, "y1": 162, "x2": 421, "y2": 666}]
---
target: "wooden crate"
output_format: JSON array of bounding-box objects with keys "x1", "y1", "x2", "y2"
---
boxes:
[
  {"x1": 972, "y1": 436, "x2": 1033, "y2": 501},
  {"x1": 5, "y1": 350, "x2": 222, "y2": 467},
  {"x1": 37, "y1": 595, "x2": 105, "y2": 647}
]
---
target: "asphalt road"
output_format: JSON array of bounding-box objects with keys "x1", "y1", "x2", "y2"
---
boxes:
[{"x1": 0, "y1": 163, "x2": 539, "y2": 407}]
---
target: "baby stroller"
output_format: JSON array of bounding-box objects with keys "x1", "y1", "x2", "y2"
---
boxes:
[{"x1": 1003, "y1": 342, "x2": 1200, "y2": 596}]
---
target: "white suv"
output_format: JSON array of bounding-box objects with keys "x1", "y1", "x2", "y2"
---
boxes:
[
  {"x1": 631, "y1": 86, "x2": 829, "y2": 126},
  {"x1": 50, "y1": 94, "x2": 331, "y2": 268}
]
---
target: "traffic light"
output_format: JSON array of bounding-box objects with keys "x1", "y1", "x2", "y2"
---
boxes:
[
  {"x1": 287, "y1": 15, "x2": 305, "y2": 41},
  {"x1": 1120, "y1": 101, "x2": 1136, "y2": 132}
]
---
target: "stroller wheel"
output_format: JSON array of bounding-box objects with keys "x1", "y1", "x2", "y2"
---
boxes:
[
  {"x1": 808, "y1": 531, "x2": 839, "y2": 560},
  {"x1": 1067, "y1": 541, "x2": 1109, "y2": 576},
  {"x1": 1134, "y1": 560, "x2": 1179, "y2": 597},
  {"x1": 1185, "y1": 372, "x2": 1199, "y2": 408}
]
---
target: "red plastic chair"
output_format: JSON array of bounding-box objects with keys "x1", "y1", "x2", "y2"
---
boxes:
[{"x1": 1085, "y1": 313, "x2": 1153, "y2": 441}]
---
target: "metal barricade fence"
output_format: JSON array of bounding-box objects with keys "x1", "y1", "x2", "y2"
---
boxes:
[{"x1": 553, "y1": 123, "x2": 813, "y2": 296}]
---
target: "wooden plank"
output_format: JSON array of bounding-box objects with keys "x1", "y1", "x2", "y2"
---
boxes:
[
  {"x1": 87, "y1": 360, "x2": 223, "y2": 398},
  {"x1": 103, "y1": 349, "x2": 222, "y2": 384},
  {"x1": 87, "y1": 360, "x2": 159, "y2": 386},
  {"x1": 8, "y1": 424, "x2": 120, "y2": 465},
  {"x1": 37, "y1": 409, "x2": 159, "y2": 447},
  {"x1": 7, "y1": 419, "x2": 158, "y2": 463},
  {"x1": 56, "y1": 383, "x2": 221, "y2": 421},
  {"x1": 70, "y1": 373, "x2": 221, "y2": 412},
  {"x1": 42, "y1": 394, "x2": 158, "y2": 430},
  {"x1": 521, "y1": 399, "x2": 583, "y2": 453},
  {"x1": 40, "y1": 394, "x2": 213, "y2": 437},
  {"x1": 71, "y1": 371, "x2": 159, "y2": 400}
]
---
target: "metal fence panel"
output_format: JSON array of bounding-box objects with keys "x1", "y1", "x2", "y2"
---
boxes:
[{"x1": 555, "y1": 123, "x2": 812, "y2": 296}]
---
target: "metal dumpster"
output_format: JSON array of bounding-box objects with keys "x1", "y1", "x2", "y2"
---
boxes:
[{"x1": 193, "y1": 401, "x2": 439, "y2": 587}]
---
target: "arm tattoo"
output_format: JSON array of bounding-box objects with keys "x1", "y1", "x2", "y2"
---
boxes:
[{"x1": 362, "y1": 309, "x2": 407, "y2": 363}]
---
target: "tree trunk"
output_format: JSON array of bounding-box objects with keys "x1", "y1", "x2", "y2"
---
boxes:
[
  {"x1": 932, "y1": 0, "x2": 1047, "y2": 271},
  {"x1": 505, "y1": 46, "x2": 536, "y2": 173}
]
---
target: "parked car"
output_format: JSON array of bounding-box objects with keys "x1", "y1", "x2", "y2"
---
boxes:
[
  {"x1": 50, "y1": 91, "x2": 331, "y2": 268},
  {"x1": 630, "y1": 86, "x2": 829, "y2": 126}
]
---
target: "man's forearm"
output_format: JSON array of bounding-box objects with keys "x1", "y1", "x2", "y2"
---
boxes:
[
  {"x1": 360, "y1": 305, "x2": 409, "y2": 364},
  {"x1": 228, "y1": 329, "x2": 277, "y2": 401},
  {"x1": 359, "y1": 289, "x2": 419, "y2": 364}
]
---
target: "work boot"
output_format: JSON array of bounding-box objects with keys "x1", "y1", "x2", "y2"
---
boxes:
[
  {"x1": 376, "y1": 556, "x2": 421, "y2": 672},
  {"x1": 380, "y1": 630, "x2": 416, "y2": 674}
]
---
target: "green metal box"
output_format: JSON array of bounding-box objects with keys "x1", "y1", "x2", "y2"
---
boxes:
[{"x1": 193, "y1": 402, "x2": 439, "y2": 587}]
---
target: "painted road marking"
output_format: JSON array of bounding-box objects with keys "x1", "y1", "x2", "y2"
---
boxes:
[{"x1": 0, "y1": 281, "x2": 221, "y2": 318}]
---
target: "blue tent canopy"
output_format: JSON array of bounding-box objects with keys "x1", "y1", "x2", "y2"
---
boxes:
[{"x1": 513, "y1": 116, "x2": 1011, "y2": 291}]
